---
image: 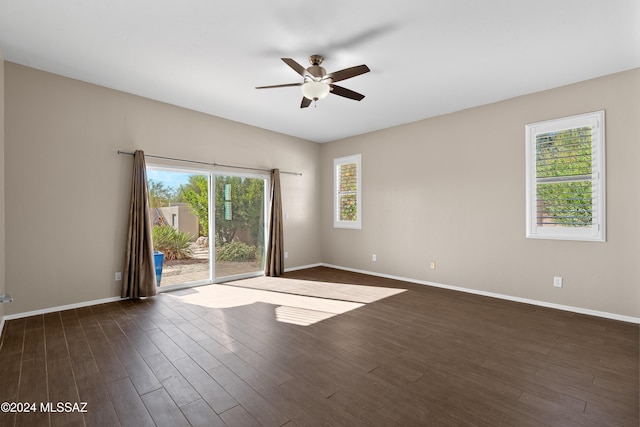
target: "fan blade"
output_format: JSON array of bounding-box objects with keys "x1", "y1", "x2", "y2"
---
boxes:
[
  {"x1": 330, "y1": 84, "x2": 365, "y2": 101},
  {"x1": 282, "y1": 58, "x2": 308, "y2": 77},
  {"x1": 326, "y1": 64, "x2": 370, "y2": 83},
  {"x1": 255, "y1": 83, "x2": 302, "y2": 89},
  {"x1": 300, "y1": 97, "x2": 312, "y2": 108}
]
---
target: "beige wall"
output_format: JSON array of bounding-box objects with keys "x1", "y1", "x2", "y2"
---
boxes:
[
  {"x1": 4, "y1": 62, "x2": 321, "y2": 315},
  {"x1": 320, "y1": 68, "x2": 640, "y2": 318},
  {"x1": 4, "y1": 61, "x2": 638, "y2": 319},
  {"x1": 0, "y1": 53, "x2": 5, "y2": 325}
]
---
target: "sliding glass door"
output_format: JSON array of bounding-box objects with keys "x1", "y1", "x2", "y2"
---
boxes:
[
  {"x1": 214, "y1": 174, "x2": 267, "y2": 280},
  {"x1": 147, "y1": 166, "x2": 267, "y2": 288}
]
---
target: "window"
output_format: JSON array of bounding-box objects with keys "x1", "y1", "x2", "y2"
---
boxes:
[
  {"x1": 525, "y1": 111, "x2": 605, "y2": 241},
  {"x1": 334, "y1": 154, "x2": 362, "y2": 229}
]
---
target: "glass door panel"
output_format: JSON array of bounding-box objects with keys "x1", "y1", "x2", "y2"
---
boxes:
[
  {"x1": 147, "y1": 168, "x2": 212, "y2": 287},
  {"x1": 214, "y1": 174, "x2": 266, "y2": 279}
]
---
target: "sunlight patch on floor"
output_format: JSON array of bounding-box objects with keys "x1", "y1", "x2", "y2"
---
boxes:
[
  {"x1": 167, "y1": 284, "x2": 363, "y2": 326},
  {"x1": 224, "y1": 276, "x2": 406, "y2": 303},
  {"x1": 166, "y1": 277, "x2": 406, "y2": 326},
  {"x1": 275, "y1": 306, "x2": 339, "y2": 326}
]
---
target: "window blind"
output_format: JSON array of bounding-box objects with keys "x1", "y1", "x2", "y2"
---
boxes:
[
  {"x1": 337, "y1": 162, "x2": 358, "y2": 222},
  {"x1": 535, "y1": 126, "x2": 595, "y2": 228}
]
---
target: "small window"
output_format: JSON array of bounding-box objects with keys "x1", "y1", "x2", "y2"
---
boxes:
[
  {"x1": 334, "y1": 154, "x2": 362, "y2": 229},
  {"x1": 525, "y1": 111, "x2": 605, "y2": 241}
]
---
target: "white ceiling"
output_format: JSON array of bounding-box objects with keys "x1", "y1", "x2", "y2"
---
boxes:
[{"x1": 1, "y1": 1, "x2": 639, "y2": 143}]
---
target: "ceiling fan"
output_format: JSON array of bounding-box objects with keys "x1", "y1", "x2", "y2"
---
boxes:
[{"x1": 256, "y1": 55, "x2": 370, "y2": 108}]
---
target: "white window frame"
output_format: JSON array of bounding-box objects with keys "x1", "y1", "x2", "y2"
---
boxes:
[
  {"x1": 334, "y1": 154, "x2": 362, "y2": 229},
  {"x1": 525, "y1": 110, "x2": 605, "y2": 242}
]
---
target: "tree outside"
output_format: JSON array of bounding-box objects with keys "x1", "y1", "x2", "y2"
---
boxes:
[
  {"x1": 180, "y1": 175, "x2": 209, "y2": 236},
  {"x1": 214, "y1": 176, "x2": 265, "y2": 248},
  {"x1": 148, "y1": 179, "x2": 182, "y2": 208}
]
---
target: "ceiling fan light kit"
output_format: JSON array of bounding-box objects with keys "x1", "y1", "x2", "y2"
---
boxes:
[
  {"x1": 256, "y1": 55, "x2": 370, "y2": 108},
  {"x1": 301, "y1": 81, "x2": 330, "y2": 101}
]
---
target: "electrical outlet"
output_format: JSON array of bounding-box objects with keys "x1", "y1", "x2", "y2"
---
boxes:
[
  {"x1": 115, "y1": 272, "x2": 122, "y2": 281},
  {"x1": 284, "y1": 251, "x2": 289, "y2": 259},
  {"x1": 372, "y1": 254, "x2": 377, "y2": 262},
  {"x1": 430, "y1": 261, "x2": 436, "y2": 270},
  {"x1": 553, "y1": 276, "x2": 563, "y2": 288}
]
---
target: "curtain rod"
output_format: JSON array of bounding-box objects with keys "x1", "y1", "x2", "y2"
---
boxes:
[{"x1": 117, "y1": 150, "x2": 301, "y2": 176}]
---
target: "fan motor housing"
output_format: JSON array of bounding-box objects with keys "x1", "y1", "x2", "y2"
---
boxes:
[
  {"x1": 306, "y1": 65, "x2": 327, "y2": 79},
  {"x1": 307, "y1": 55, "x2": 327, "y2": 79}
]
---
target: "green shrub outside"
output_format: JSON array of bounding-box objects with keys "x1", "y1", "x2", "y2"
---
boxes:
[
  {"x1": 216, "y1": 242, "x2": 256, "y2": 262},
  {"x1": 152, "y1": 226, "x2": 194, "y2": 260}
]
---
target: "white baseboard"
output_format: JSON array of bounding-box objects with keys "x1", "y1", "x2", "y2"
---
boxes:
[
  {"x1": 3, "y1": 296, "x2": 123, "y2": 321},
  {"x1": 0, "y1": 316, "x2": 5, "y2": 339},
  {"x1": 4, "y1": 264, "x2": 638, "y2": 324},
  {"x1": 285, "y1": 263, "x2": 323, "y2": 273},
  {"x1": 321, "y1": 263, "x2": 640, "y2": 324}
]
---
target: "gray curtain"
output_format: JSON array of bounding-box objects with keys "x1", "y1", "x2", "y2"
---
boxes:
[
  {"x1": 122, "y1": 150, "x2": 157, "y2": 298},
  {"x1": 265, "y1": 169, "x2": 284, "y2": 276}
]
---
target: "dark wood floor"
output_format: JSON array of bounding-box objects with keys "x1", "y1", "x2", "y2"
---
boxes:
[{"x1": 0, "y1": 266, "x2": 638, "y2": 426}]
